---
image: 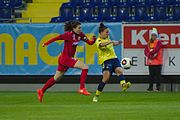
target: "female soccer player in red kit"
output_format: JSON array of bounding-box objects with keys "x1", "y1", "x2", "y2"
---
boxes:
[{"x1": 37, "y1": 21, "x2": 96, "y2": 102}]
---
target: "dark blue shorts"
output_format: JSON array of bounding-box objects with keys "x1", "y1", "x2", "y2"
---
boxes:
[{"x1": 102, "y1": 58, "x2": 121, "y2": 74}]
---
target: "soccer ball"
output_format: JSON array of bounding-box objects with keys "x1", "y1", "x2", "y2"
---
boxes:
[{"x1": 121, "y1": 58, "x2": 132, "y2": 69}]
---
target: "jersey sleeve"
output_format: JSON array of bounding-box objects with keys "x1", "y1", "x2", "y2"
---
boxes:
[
  {"x1": 44, "y1": 33, "x2": 69, "y2": 46},
  {"x1": 95, "y1": 39, "x2": 108, "y2": 49},
  {"x1": 80, "y1": 32, "x2": 96, "y2": 45},
  {"x1": 96, "y1": 39, "x2": 102, "y2": 48}
]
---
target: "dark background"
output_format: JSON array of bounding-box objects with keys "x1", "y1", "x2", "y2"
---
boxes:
[{"x1": 0, "y1": 75, "x2": 179, "y2": 84}]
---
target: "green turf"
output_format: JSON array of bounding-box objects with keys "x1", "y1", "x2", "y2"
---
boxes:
[{"x1": 0, "y1": 91, "x2": 180, "y2": 120}]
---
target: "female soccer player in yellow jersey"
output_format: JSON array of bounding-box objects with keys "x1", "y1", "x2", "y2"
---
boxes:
[{"x1": 93, "y1": 23, "x2": 131, "y2": 102}]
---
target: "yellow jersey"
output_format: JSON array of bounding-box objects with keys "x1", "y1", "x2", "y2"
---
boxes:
[{"x1": 95, "y1": 36, "x2": 117, "y2": 64}]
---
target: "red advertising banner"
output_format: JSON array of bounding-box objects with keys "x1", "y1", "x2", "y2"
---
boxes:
[
  {"x1": 122, "y1": 24, "x2": 180, "y2": 75},
  {"x1": 123, "y1": 24, "x2": 180, "y2": 48}
]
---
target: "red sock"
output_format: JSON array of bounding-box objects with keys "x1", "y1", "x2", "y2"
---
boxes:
[
  {"x1": 80, "y1": 69, "x2": 88, "y2": 89},
  {"x1": 42, "y1": 77, "x2": 56, "y2": 93}
]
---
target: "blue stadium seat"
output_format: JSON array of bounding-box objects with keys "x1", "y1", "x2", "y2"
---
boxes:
[
  {"x1": 0, "y1": 0, "x2": 22, "y2": 8},
  {"x1": 90, "y1": 0, "x2": 109, "y2": 6},
  {"x1": 128, "y1": 6, "x2": 136, "y2": 22},
  {"x1": 137, "y1": 0, "x2": 146, "y2": 6},
  {"x1": 145, "y1": 0, "x2": 156, "y2": 5},
  {"x1": 50, "y1": 17, "x2": 62, "y2": 23},
  {"x1": 166, "y1": 6, "x2": 174, "y2": 21},
  {"x1": 135, "y1": 6, "x2": 147, "y2": 21},
  {"x1": 88, "y1": 6, "x2": 100, "y2": 22},
  {"x1": 117, "y1": 6, "x2": 129, "y2": 21},
  {"x1": 72, "y1": 5, "x2": 81, "y2": 21},
  {"x1": 128, "y1": 0, "x2": 138, "y2": 6},
  {"x1": 0, "y1": 0, "x2": 11, "y2": 8},
  {"x1": 145, "y1": 0, "x2": 177, "y2": 5},
  {"x1": 70, "y1": 0, "x2": 83, "y2": 5},
  {"x1": 110, "y1": 0, "x2": 128, "y2": 6},
  {"x1": 70, "y1": 0, "x2": 109, "y2": 6},
  {"x1": 156, "y1": 0, "x2": 166, "y2": 5},
  {"x1": 145, "y1": 6, "x2": 156, "y2": 21},
  {"x1": 0, "y1": 8, "x2": 12, "y2": 18},
  {"x1": 51, "y1": 16, "x2": 68, "y2": 23},
  {"x1": 59, "y1": 3, "x2": 74, "y2": 21},
  {"x1": 61, "y1": 2, "x2": 74, "y2": 7},
  {"x1": 106, "y1": 5, "x2": 119, "y2": 22},
  {"x1": 175, "y1": 0, "x2": 180, "y2": 5},
  {"x1": 14, "y1": 0, "x2": 22, "y2": 8},
  {"x1": 154, "y1": 5, "x2": 166, "y2": 21},
  {"x1": 98, "y1": 5, "x2": 111, "y2": 21},
  {"x1": 137, "y1": 0, "x2": 177, "y2": 6},
  {"x1": 80, "y1": 6, "x2": 93, "y2": 22},
  {"x1": 173, "y1": 6, "x2": 180, "y2": 20},
  {"x1": 166, "y1": 0, "x2": 180, "y2": 5},
  {"x1": 164, "y1": 5, "x2": 180, "y2": 21}
]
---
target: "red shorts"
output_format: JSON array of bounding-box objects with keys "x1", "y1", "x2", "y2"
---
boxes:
[{"x1": 57, "y1": 55, "x2": 78, "y2": 72}]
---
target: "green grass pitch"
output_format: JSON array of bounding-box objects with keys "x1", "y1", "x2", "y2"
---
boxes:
[{"x1": 0, "y1": 91, "x2": 180, "y2": 120}]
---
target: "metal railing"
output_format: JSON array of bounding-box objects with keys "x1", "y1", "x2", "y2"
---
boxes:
[{"x1": 0, "y1": 18, "x2": 32, "y2": 23}]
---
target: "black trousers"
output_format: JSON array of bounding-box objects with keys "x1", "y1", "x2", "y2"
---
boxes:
[{"x1": 148, "y1": 65, "x2": 162, "y2": 89}]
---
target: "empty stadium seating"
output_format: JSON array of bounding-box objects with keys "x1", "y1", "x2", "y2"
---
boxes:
[
  {"x1": 98, "y1": 5, "x2": 111, "y2": 21},
  {"x1": 79, "y1": 6, "x2": 97, "y2": 22},
  {"x1": 0, "y1": 0, "x2": 180, "y2": 23},
  {"x1": 0, "y1": 0, "x2": 22, "y2": 8},
  {"x1": 0, "y1": 0, "x2": 22, "y2": 22},
  {"x1": 50, "y1": 0, "x2": 180, "y2": 23},
  {"x1": 0, "y1": 8, "x2": 12, "y2": 18},
  {"x1": 154, "y1": 5, "x2": 167, "y2": 21},
  {"x1": 135, "y1": 6, "x2": 147, "y2": 21},
  {"x1": 117, "y1": 6, "x2": 129, "y2": 21},
  {"x1": 0, "y1": 0, "x2": 22, "y2": 16},
  {"x1": 173, "y1": 5, "x2": 180, "y2": 20}
]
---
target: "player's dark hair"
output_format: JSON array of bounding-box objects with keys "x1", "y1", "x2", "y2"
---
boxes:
[
  {"x1": 99, "y1": 23, "x2": 108, "y2": 33},
  {"x1": 64, "y1": 20, "x2": 81, "y2": 32},
  {"x1": 71, "y1": 20, "x2": 81, "y2": 29}
]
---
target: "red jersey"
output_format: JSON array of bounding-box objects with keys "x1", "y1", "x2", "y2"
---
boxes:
[{"x1": 44, "y1": 31, "x2": 96, "y2": 58}]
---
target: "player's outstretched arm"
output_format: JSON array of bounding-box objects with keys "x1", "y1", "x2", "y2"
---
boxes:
[
  {"x1": 43, "y1": 35, "x2": 61, "y2": 47},
  {"x1": 99, "y1": 41, "x2": 113, "y2": 47},
  {"x1": 85, "y1": 36, "x2": 97, "y2": 45},
  {"x1": 112, "y1": 41, "x2": 123, "y2": 46},
  {"x1": 43, "y1": 35, "x2": 62, "y2": 47},
  {"x1": 43, "y1": 33, "x2": 68, "y2": 47},
  {"x1": 81, "y1": 32, "x2": 97, "y2": 45}
]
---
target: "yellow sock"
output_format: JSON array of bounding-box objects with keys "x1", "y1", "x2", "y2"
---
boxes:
[
  {"x1": 120, "y1": 80, "x2": 126, "y2": 86},
  {"x1": 96, "y1": 90, "x2": 102, "y2": 96}
]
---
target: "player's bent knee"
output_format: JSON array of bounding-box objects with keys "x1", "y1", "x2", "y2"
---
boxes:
[
  {"x1": 117, "y1": 71, "x2": 123, "y2": 76},
  {"x1": 54, "y1": 76, "x2": 60, "y2": 81},
  {"x1": 103, "y1": 73, "x2": 110, "y2": 82},
  {"x1": 53, "y1": 71, "x2": 64, "y2": 81},
  {"x1": 103, "y1": 77, "x2": 109, "y2": 83},
  {"x1": 83, "y1": 65, "x2": 89, "y2": 70},
  {"x1": 116, "y1": 68, "x2": 123, "y2": 76}
]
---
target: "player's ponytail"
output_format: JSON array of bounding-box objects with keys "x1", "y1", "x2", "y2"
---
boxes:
[
  {"x1": 99, "y1": 22, "x2": 108, "y2": 33},
  {"x1": 64, "y1": 20, "x2": 81, "y2": 32}
]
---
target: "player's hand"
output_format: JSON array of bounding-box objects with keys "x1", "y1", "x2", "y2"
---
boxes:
[
  {"x1": 92, "y1": 35, "x2": 97, "y2": 41},
  {"x1": 42, "y1": 43, "x2": 46, "y2": 47},
  {"x1": 113, "y1": 41, "x2": 122, "y2": 46}
]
